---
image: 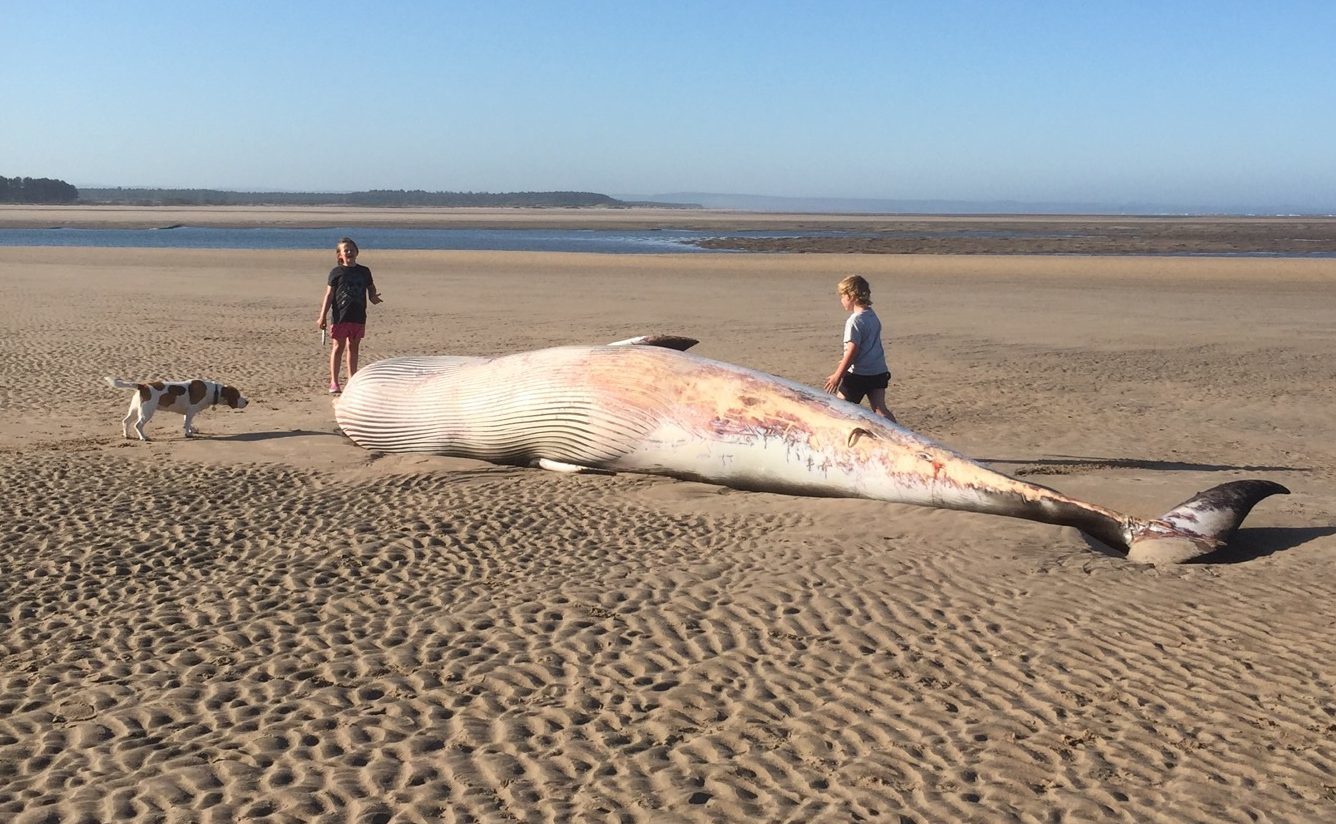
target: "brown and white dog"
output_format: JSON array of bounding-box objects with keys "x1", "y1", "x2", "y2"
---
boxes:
[{"x1": 106, "y1": 377, "x2": 248, "y2": 440}]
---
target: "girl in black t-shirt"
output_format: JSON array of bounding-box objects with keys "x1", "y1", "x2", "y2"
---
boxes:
[{"x1": 316, "y1": 237, "x2": 383, "y2": 393}]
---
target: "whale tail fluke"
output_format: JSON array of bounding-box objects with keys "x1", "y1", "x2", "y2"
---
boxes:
[{"x1": 1127, "y1": 480, "x2": 1289, "y2": 564}]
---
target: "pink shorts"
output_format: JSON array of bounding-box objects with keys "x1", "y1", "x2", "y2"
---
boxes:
[{"x1": 330, "y1": 322, "x2": 365, "y2": 341}]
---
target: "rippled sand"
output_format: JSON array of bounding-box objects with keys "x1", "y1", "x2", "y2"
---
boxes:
[{"x1": 2, "y1": 244, "x2": 1334, "y2": 822}]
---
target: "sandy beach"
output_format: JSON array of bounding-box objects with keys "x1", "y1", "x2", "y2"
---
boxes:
[{"x1": 2, "y1": 224, "x2": 1335, "y2": 821}]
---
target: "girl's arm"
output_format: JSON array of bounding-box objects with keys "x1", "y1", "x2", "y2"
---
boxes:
[
  {"x1": 316, "y1": 285, "x2": 334, "y2": 328},
  {"x1": 823, "y1": 341, "x2": 859, "y2": 393}
]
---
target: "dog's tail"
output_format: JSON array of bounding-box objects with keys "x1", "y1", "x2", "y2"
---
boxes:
[{"x1": 105, "y1": 377, "x2": 139, "y2": 390}]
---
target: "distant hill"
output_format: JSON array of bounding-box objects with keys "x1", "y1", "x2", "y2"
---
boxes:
[{"x1": 76, "y1": 188, "x2": 694, "y2": 209}]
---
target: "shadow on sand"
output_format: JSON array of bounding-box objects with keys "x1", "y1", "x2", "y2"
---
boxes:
[
  {"x1": 979, "y1": 454, "x2": 1317, "y2": 564},
  {"x1": 1192, "y1": 526, "x2": 1336, "y2": 564},
  {"x1": 981, "y1": 455, "x2": 1306, "y2": 474},
  {"x1": 1078, "y1": 525, "x2": 1333, "y2": 565},
  {"x1": 211, "y1": 429, "x2": 342, "y2": 443},
  {"x1": 194, "y1": 439, "x2": 1323, "y2": 564}
]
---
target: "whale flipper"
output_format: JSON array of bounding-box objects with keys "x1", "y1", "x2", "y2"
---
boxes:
[{"x1": 537, "y1": 458, "x2": 613, "y2": 475}]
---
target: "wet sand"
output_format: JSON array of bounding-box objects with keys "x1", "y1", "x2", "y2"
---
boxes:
[
  {"x1": 4, "y1": 204, "x2": 1335, "y2": 256},
  {"x1": 1, "y1": 239, "x2": 1334, "y2": 822}
]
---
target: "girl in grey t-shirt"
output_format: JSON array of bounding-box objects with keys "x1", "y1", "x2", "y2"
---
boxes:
[{"x1": 823, "y1": 275, "x2": 897, "y2": 422}]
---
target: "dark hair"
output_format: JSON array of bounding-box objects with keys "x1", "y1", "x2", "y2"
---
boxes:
[{"x1": 337, "y1": 237, "x2": 359, "y2": 255}]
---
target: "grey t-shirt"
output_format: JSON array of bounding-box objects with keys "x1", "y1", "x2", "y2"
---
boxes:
[{"x1": 843, "y1": 307, "x2": 889, "y2": 375}]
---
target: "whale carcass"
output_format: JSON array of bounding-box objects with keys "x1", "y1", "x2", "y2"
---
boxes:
[{"x1": 333, "y1": 336, "x2": 1287, "y2": 564}]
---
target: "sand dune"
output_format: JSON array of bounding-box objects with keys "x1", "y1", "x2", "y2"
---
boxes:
[{"x1": 1, "y1": 243, "x2": 1334, "y2": 821}]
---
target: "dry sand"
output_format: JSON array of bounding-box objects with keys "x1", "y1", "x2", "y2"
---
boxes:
[{"x1": 2, "y1": 233, "x2": 1335, "y2": 821}]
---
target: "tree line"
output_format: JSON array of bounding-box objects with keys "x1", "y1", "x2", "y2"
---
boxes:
[
  {"x1": 2, "y1": 177, "x2": 691, "y2": 209},
  {"x1": 76, "y1": 188, "x2": 646, "y2": 208},
  {"x1": 0, "y1": 176, "x2": 79, "y2": 203}
]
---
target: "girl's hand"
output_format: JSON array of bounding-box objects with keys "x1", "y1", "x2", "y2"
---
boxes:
[
  {"x1": 370, "y1": 293, "x2": 383, "y2": 304},
  {"x1": 823, "y1": 373, "x2": 842, "y2": 393}
]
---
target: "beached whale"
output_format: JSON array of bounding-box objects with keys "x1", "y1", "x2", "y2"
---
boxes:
[{"x1": 334, "y1": 335, "x2": 1287, "y2": 564}]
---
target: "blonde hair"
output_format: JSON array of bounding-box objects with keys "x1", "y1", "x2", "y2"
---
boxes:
[{"x1": 837, "y1": 275, "x2": 873, "y2": 307}]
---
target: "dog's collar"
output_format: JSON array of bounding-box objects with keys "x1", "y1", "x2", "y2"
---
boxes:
[{"x1": 213, "y1": 383, "x2": 221, "y2": 406}]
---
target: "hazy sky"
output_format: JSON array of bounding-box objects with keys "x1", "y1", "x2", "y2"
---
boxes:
[{"x1": 6, "y1": 1, "x2": 1334, "y2": 210}]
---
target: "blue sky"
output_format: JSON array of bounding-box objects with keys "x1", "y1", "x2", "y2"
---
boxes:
[{"x1": 5, "y1": 1, "x2": 1334, "y2": 211}]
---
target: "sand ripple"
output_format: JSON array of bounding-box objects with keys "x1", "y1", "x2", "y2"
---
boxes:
[
  {"x1": 2, "y1": 246, "x2": 1334, "y2": 821},
  {"x1": 3, "y1": 452, "x2": 1334, "y2": 822}
]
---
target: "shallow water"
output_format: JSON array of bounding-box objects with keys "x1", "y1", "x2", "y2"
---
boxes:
[
  {"x1": 0, "y1": 225, "x2": 858, "y2": 253},
  {"x1": 5, "y1": 225, "x2": 1331, "y2": 256}
]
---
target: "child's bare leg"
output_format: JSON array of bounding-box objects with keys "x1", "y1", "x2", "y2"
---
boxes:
[
  {"x1": 329, "y1": 339, "x2": 345, "y2": 388},
  {"x1": 868, "y1": 388, "x2": 897, "y2": 423},
  {"x1": 346, "y1": 338, "x2": 361, "y2": 378}
]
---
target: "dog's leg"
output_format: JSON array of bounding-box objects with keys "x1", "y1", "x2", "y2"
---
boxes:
[
  {"x1": 135, "y1": 404, "x2": 153, "y2": 441},
  {"x1": 183, "y1": 410, "x2": 196, "y2": 437},
  {"x1": 122, "y1": 398, "x2": 138, "y2": 439}
]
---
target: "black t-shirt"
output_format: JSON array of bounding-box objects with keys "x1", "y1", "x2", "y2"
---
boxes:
[{"x1": 327, "y1": 264, "x2": 375, "y2": 324}]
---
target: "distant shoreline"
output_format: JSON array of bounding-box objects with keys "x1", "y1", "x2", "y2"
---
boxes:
[{"x1": 2, "y1": 205, "x2": 1335, "y2": 255}]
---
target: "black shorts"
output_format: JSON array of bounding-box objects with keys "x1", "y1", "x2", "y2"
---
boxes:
[{"x1": 839, "y1": 371, "x2": 890, "y2": 404}]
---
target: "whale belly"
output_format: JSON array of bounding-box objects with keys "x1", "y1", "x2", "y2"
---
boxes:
[{"x1": 335, "y1": 353, "x2": 659, "y2": 465}]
